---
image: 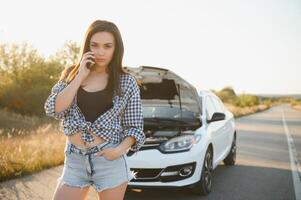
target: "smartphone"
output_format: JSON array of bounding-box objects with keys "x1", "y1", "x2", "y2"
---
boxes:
[
  {"x1": 86, "y1": 58, "x2": 95, "y2": 69},
  {"x1": 86, "y1": 51, "x2": 95, "y2": 69}
]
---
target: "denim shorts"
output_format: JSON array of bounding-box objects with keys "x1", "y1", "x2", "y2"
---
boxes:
[{"x1": 57, "y1": 140, "x2": 135, "y2": 192}]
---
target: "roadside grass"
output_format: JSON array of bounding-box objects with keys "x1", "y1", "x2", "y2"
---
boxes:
[
  {"x1": 293, "y1": 105, "x2": 301, "y2": 111},
  {"x1": 0, "y1": 103, "x2": 270, "y2": 182},
  {"x1": 225, "y1": 104, "x2": 269, "y2": 117},
  {"x1": 0, "y1": 106, "x2": 53, "y2": 136},
  {"x1": 290, "y1": 99, "x2": 301, "y2": 111},
  {"x1": 0, "y1": 120, "x2": 66, "y2": 182}
]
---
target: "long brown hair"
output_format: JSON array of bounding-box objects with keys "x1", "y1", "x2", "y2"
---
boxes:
[{"x1": 59, "y1": 19, "x2": 128, "y2": 100}]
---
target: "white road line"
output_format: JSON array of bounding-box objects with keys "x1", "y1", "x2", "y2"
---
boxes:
[{"x1": 282, "y1": 109, "x2": 301, "y2": 200}]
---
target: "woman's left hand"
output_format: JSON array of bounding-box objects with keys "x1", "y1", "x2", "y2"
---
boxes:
[{"x1": 95, "y1": 147, "x2": 123, "y2": 161}]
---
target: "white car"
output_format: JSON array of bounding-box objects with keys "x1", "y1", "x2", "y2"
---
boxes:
[{"x1": 124, "y1": 66, "x2": 237, "y2": 195}]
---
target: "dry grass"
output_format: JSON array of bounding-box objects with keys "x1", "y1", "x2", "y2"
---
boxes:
[
  {"x1": 0, "y1": 123, "x2": 66, "y2": 182},
  {"x1": 0, "y1": 107, "x2": 55, "y2": 139},
  {"x1": 292, "y1": 105, "x2": 301, "y2": 111},
  {"x1": 290, "y1": 99, "x2": 301, "y2": 111},
  {"x1": 225, "y1": 104, "x2": 269, "y2": 117}
]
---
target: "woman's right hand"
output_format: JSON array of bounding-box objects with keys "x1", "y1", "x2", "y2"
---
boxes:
[{"x1": 76, "y1": 51, "x2": 95, "y2": 83}]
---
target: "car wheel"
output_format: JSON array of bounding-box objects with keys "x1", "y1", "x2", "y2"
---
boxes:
[
  {"x1": 191, "y1": 147, "x2": 213, "y2": 195},
  {"x1": 223, "y1": 134, "x2": 236, "y2": 166}
]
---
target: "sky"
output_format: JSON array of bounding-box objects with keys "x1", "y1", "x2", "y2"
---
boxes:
[{"x1": 0, "y1": 0, "x2": 300, "y2": 95}]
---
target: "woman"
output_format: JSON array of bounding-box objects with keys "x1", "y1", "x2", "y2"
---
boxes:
[{"x1": 44, "y1": 19, "x2": 145, "y2": 200}]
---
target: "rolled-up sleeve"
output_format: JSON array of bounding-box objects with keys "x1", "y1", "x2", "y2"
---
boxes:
[
  {"x1": 121, "y1": 76, "x2": 145, "y2": 152},
  {"x1": 44, "y1": 80, "x2": 70, "y2": 120}
]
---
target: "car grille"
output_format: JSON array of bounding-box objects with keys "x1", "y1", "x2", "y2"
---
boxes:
[
  {"x1": 130, "y1": 162, "x2": 196, "y2": 183},
  {"x1": 131, "y1": 168, "x2": 164, "y2": 180}
]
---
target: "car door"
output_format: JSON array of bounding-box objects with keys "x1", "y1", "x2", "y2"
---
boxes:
[
  {"x1": 205, "y1": 96, "x2": 225, "y2": 162},
  {"x1": 211, "y1": 97, "x2": 231, "y2": 156}
]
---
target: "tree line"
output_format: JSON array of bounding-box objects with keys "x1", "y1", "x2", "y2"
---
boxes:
[
  {"x1": 0, "y1": 41, "x2": 80, "y2": 116},
  {"x1": 0, "y1": 41, "x2": 284, "y2": 117}
]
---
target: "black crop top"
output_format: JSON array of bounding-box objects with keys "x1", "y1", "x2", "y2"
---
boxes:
[{"x1": 77, "y1": 86, "x2": 113, "y2": 123}]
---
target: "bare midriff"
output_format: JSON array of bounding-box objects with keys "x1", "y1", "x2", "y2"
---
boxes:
[{"x1": 67, "y1": 131, "x2": 107, "y2": 148}]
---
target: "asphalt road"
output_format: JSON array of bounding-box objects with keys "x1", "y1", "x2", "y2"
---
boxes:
[{"x1": 0, "y1": 104, "x2": 300, "y2": 200}]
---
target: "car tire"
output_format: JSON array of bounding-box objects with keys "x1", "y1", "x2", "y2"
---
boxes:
[
  {"x1": 223, "y1": 133, "x2": 236, "y2": 166},
  {"x1": 191, "y1": 147, "x2": 213, "y2": 195}
]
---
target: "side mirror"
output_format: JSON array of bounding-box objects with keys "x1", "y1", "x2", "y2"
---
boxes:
[{"x1": 207, "y1": 112, "x2": 225, "y2": 123}]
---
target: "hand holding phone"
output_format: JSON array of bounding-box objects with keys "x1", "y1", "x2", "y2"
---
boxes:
[
  {"x1": 77, "y1": 51, "x2": 95, "y2": 82},
  {"x1": 86, "y1": 52, "x2": 95, "y2": 69},
  {"x1": 86, "y1": 58, "x2": 95, "y2": 69}
]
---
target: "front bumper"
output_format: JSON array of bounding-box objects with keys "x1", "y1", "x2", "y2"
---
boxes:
[{"x1": 126, "y1": 146, "x2": 205, "y2": 188}]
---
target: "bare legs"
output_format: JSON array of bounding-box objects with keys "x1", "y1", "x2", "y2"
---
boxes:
[{"x1": 52, "y1": 181, "x2": 128, "y2": 200}]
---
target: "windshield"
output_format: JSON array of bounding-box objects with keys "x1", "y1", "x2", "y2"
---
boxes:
[
  {"x1": 143, "y1": 106, "x2": 199, "y2": 120},
  {"x1": 140, "y1": 79, "x2": 201, "y2": 117}
]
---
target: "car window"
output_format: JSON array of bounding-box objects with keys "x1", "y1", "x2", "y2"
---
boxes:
[
  {"x1": 141, "y1": 80, "x2": 201, "y2": 116},
  {"x1": 212, "y1": 97, "x2": 225, "y2": 113},
  {"x1": 205, "y1": 96, "x2": 216, "y2": 120},
  {"x1": 143, "y1": 106, "x2": 198, "y2": 119},
  {"x1": 216, "y1": 97, "x2": 226, "y2": 112}
]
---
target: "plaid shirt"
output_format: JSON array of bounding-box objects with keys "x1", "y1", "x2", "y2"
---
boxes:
[{"x1": 44, "y1": 74, "x2": 145, "y2": 153}]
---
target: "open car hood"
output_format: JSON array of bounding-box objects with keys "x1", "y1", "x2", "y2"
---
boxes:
[{"x1": 124, "y1": 66, "x2": 201, "y2": 116}]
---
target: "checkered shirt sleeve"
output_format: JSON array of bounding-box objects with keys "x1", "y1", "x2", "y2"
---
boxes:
[
  {"x1": 121, "y1": 76, "x2": 145, "y2": 152},
  {"x1": 44, "y1": 80, "x2": 70, "y2": 120}
]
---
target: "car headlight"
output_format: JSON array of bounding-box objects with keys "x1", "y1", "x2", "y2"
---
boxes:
[{"x1": 159, "y1": 135, "x2": 201, "y2": 153}]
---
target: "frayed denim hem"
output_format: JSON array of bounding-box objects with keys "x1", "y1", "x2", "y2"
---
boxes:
[
  {"x1": 93, "y1": 180, "x2": 129, "y2": 193},
  {"x1": 57, "y1": 177, "x2": 91, "y2": 190}
]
